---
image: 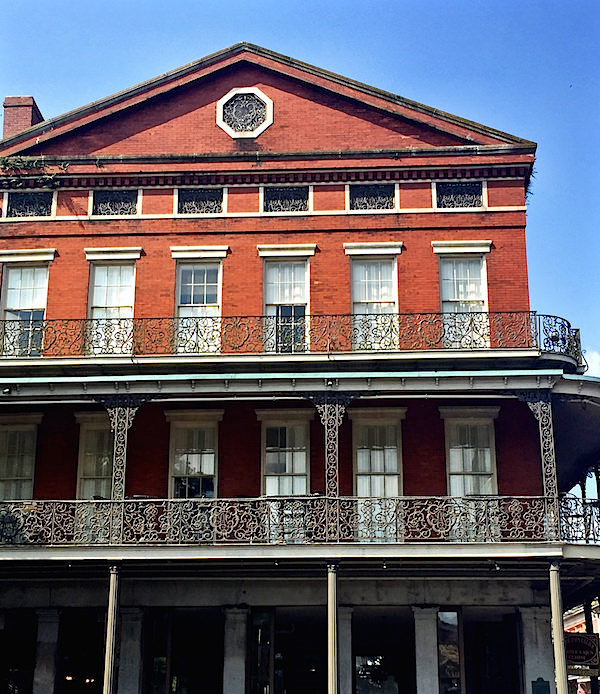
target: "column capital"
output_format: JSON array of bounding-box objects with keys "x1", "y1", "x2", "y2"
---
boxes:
[{"x1": 412, "y1": 606, "x2": 439, "y2": 619}]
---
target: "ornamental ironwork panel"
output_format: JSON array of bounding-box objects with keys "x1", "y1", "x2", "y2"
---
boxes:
[
  {"x1": 560, "y1": 496, "x2": 600, "y2": 543},
  {"x1": 263, "y1": 187, "x2": 309, "y2": 212},
  {"x1": 349, "y1": 184, "x2": 395, "y2": 210},
  {"x1": 0, "y1": 312, "x2": 582, "y2": 362},
  {"x1": 92, "y1": 190, "x2": 138, "y2": 215},
  {"x1": 0, "y1": 495, "x2": 554, "y2": 546},
  {"x1": 222, "y1": 93, "x2": 267, "y2": 133},
  {"x1": 436, "y1": 182, "x2": 483, "y2": 208},
  {"x1": 7, "y1": 191, "x2": 52, "y2": 217},
  {"x1": 178, "y1": 188, "x2": 223, "y2": 214}
]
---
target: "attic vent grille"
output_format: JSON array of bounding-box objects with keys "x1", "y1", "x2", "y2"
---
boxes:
[
  {"x1": 92, "y1": 190, "x2": 138, "y2": 216},
  {"x1": 178, "y1": 189, "x2": 223, "y2": 214},
  {"x1": 350, "y1": 184, "x2": 395, "y2": 210},
  {"x1": 264, "y1": 187, "x2": 309, "y2": 213},
  {"x1": 222, "y1": 93, "x2": 266, "y2": 133},
  {"x1": 7, "y1": 192, "x2": 53, "y2": 217},
  {"x1": 436, "y1": 182, "x2": 483, "y2": 208}
]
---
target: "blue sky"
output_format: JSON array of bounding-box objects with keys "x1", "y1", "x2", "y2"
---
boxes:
[{"x1": 2, "y1": 0, "x2": 599, "y2": 371}]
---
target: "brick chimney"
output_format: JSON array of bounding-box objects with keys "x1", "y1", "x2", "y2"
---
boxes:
[{"x1": 3, "y1": 96, "x2": 44, "y2": 139}]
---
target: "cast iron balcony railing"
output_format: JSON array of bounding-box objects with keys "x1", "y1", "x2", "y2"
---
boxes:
[
  {"x1": 560, "y1": 496, "x2": 600, "y2": 544},
  {"x1": 0, "y1": 495, "x2": 553, "y2": 546},
  {"x1": 0, "y1": 312, "x2": 582, "y2": 361}
]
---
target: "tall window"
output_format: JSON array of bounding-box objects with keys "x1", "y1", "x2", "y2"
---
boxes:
[
  {"x1": 76, "y1": 416, "x2": 113, "y2": 500},
  {"x1": 88, "y1": 263, "x2": 135, "y2": 353},
  {"x1": 167, "y1": 411, "x2": 222, "y2": 499},
  {"x1": 258, "y1": 410, "x2": 312, "y2": 496},
  {"x1": 439, "y1": 256, "x2": 488, "y2": 348},
  {"x1": 0, "y1": 418, "x2": 40, "y2": 500},
  {"x1": 176, "y1": 263, "x2": 220, "y2": 353},
  {"x1": 264, "y1": 261, "x2": 307, "y2": 353},
  {"x1": 350, "y1": 409, "x2": 405, "y2": 541},
  {"x1": 2, "y1": 265, "x2": 48, "y2": 356},
  {"x1": 440, "y1": 408, "x2": 499, "y2": 496},
  {"x1": 351, "y1": 259, "x2": 397, "y2": 350}
]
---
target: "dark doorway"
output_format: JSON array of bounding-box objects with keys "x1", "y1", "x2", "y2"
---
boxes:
[
  {"x1": 144, "y1": 608, "x2": 224, "y2": 694},
  {"x1": 0, "y1": 610, "x2": 36, "y2": 694},
  {"x1": 55, "y1": 609, "x2": 105, "y2": 694}
]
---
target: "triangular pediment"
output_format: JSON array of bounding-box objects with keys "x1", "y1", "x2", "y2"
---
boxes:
[{"x1": 0, "y1": 43, "x2": 535, "y2": 158}]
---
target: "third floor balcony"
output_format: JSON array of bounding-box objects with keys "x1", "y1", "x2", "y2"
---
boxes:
[{"x1": 0, "y1": 311, "x2": 583, "y2": 365}]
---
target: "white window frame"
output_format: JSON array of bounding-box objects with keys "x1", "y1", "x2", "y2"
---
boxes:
[
  {"x1": 2, "y1": 190, "x2": 57, "y2": 219},
  {"x1": 439, "y1": 407, "x2": 499, "y2": 497},
  {"x1": 165, "y1": 410, "x2": 223, "y2": 499},
  {"x1": 345, "y1": 183, "x2": 400, "y2": 213},
  {"x1": 0, "y1": 259, "x2": 53, "y2": 357},
  {"x1": 432, "y1": 180, "x2": 488, "y2": 210},
  {"x1": 256, "y1": 409, "x2": 313, "y2": 496},
  {"x1": 260, "y1": 185, "x2": 313, "y2": 215},
  {"x1": 349, "y1": 408, "x2": 406, "y2": 496},
  {"x1": 75, "y1": 412, "x2": 113, "y2": 500},
  {"x1": 0, "y1": 414, "x2": 42, "y2": 501},
  {"x1": 260, "y1": 249, "x2": 313, "y2": 353},
  {"x1": 89, "y1": 189, "x2": 142, "y2": 217},
  {"x1": 85, "y1": 252, "x2": 139, "y2": 354}
]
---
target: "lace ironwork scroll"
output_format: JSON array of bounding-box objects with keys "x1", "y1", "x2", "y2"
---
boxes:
[
  {"x1": 178, "y1": 188, "x2": 223, "y2": 214},
  {"x1": 263, "y1": 187, "x2": 309, "y2": 212},
  {"x1": 306, "y1": 393, "x2": 355, "y2": 498},
  {"x1": 0, "y1": 495, "x2": 553, "y2": 546},
  {"x1": 436, "y1": 182, "x2": 483, "y2": 208},
  {"x1": 7, "y1": 191, "x2": 52, "y2": 217},
  {"x1": 92, "y1": 190, "x2": 138, "y2": 216},
  {"x1": 222, "y1": 93, "x2": 266, "y2": 132},
  {"x1": 349, "y1": 184, "x2": 395, "y2": 210},
  {"x1": 524, "y1": 394, "x2": 559, "y2": 539}
]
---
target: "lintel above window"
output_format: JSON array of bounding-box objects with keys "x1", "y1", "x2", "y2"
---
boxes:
[
  {"x1": 84, "y1": 247, "x2": 143, "y2": 261},
  {"x1": 348, "y1": 408, "x2": 407, "y2": 423},
  {"x1": 431, "y1": 240, "x2": 492, "y2": 255},
  {"x1": 0, "y1": 413, "x2": 43, "y2": 425},
  {"x1": 257, "y1": 244, "x2": 317, "y2": 258},
  {"x1": 0, "y1": 248, "x2": 57, "y2": 263},
  {"x1": 165, "y1": 410, "x2": 224, "y2": 423},
  {"x1": 256, "y1": 409, "x2": 314, "y2": 422},
  {"x1": 438, "y1": 406, "x2": 500, "y2": 420},
  {"x1": 344, "y1": 242, "x2": 404, "y2": 256},
  {"x1": 170, "y1": 246, "x2": 229, "y2": 260}
]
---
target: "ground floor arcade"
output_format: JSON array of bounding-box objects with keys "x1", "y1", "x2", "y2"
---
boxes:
[{"x1": 0, "y1": 556, "x2": 563, "y2": 694}]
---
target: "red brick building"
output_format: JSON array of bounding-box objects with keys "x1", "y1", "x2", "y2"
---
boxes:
[{"x1": 0, "y1": 43, "x2": 598, "y2": 694}]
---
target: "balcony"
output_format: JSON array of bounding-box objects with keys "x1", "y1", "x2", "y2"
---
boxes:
[
  {"x1": 0, "y1": 312, "x2": 582, "y2": 361},
  {"x1": 0, "y1": 495, "x2": 557, "y2": 546}
]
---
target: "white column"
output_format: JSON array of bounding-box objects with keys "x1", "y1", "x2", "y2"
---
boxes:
[
  {"x1": 550, "y1": 561, "x2": 568, "y2": 694},
  {"x1": 223, "y1": 607, "x2": 248, "y2": 694},
  {"x1": 338, "y1": 606, "x2": 353, "y2": 694},
  {"x1": 412, "y1": 607, "x2": 440, "y2": 694},
  {"x1": 520, "y1": 607, "x2": 556, "y2": 694},
  {"x1": 327, "y1": 563, "x2": 338, "y2": 694},
  {"x1": 117, "y1": 608, "x2": 143, "y2": 694},
  {"x1": 33, "y1": 609, "x2": 60, "y2": 694},
  {"x1": 103, "y1": 565, "x2": 121, "y2": 694}
]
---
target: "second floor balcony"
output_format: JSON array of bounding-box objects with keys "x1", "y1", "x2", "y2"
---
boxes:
[
  {"x1": 0, "y1": 494, "x2": 592, "y2": 548},
  {"x1": 0, "y1": 311, "x2": 582, "y2": 363}
]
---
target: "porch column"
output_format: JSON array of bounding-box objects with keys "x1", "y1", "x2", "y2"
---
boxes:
[
  {"x1": 32, "y1": 608, "x2": 60, "y2": 694},
  {"x1": 519, "y1": 606, "x2": 556, "y2": 694},
  {"x1": 327, "y1": 563, "x2": 338, "y2": 694},
  {"x1": 223, "y1": 607, "x2": 248, "y2": 694},
  {"x1": 412, "y1": 607, "x2": 440, "y2": 694},
  {"x1": 525, "y1": 394, "x2": 559, "y2": 539},
  {"x1": 117, "y1": 608, "x2": 143, "y2": 694},
  {"x1": 97, "y1": 395, "x2": 147, "y2": 543},
  {"x1": 103, "y1": 564, "x2": 121, "y2": 694},
  {"x1": 338, "y1": 606, "x2": 353, "y2": 694},
  {"x1": 306, "y1": 392, "x2": 353, "y2": 497},
  {"x1": 549, "y1": 561, "x2": 568, "y2": 694}
]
